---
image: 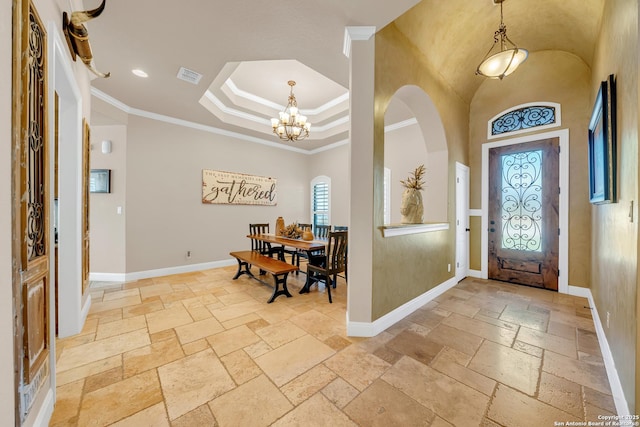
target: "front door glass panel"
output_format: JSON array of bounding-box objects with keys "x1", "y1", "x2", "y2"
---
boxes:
[{"x1": 500, "y1": 150, "x2": 543, "y2": 252}]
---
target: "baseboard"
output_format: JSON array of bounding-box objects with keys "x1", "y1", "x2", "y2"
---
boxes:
[
  {"x1": 80, "y1": 293, "x2": 91, "y2": 327},
  {"x1": 468, "y1": 269, "x2": 482, "y2": 278},
  {"x1": 31, "y1": 388, "x2": 54, "y2": 427},
  {"x1": 567, "y1": 286, "x2": 630, "y2": 417},
  {"x1": 347, "y1": 277, "x2": 458, "y2": 337},
  {"x1": 89, "y1": 272, "x2": 126, "y2": 282},
  {"x1": 90, "y1": 259, "x2": 237, "y2": 283}
]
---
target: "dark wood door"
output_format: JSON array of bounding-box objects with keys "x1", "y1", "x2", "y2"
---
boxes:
[{"x1": 488, "y1": 138, "x2": 559, "y2": 290}]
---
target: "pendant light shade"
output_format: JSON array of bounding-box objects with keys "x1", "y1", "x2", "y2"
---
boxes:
[{"x1": 476, "y1": 0, "x2": 528, "y2": 79}]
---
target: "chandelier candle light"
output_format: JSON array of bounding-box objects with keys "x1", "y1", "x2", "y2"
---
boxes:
[
  {"x1": 476, "y1": 0, "x2": 528, "y2": 79},
  {"x1": 271, "y1": 80, "x2": 311, "y2": 142}
]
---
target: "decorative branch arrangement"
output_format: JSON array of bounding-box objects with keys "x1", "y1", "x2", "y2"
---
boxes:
[
  {"x1": 281, "y1": 223, "x2": 303, "y2": 239},
  {"x1": 400, "y1": 164, "x2": 426, "y2": 191}
]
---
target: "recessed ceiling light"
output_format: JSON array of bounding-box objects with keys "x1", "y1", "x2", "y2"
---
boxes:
[{"x1": 132, "y1": 69, "x2": 148, "y2": 78}]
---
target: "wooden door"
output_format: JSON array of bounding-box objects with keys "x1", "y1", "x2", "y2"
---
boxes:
[
  {"x1": 82, "y1": 119, "x2": 90, "y2": 293},
  {"x1": 12, "y1": 0, "x2": 51, "y2": 422},
  {"x1": 488, "y1": 138, "x2": 559, "y2": 290},
  {"x1": 456, "y1": 163, "x2": 470, "y2": 281}
]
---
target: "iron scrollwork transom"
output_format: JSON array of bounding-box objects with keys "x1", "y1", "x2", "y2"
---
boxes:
[{"x1": 492, "y1": 106, "x2": 556, "y2": 136}]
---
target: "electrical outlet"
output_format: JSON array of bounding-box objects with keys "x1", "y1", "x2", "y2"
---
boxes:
[
  {"x1": 186, "y1": 251, "x2": 191, "y2": 259},
  {"x1": 606, "y1": 311, "x2": 610, "y2": 328},
  {"x1": 447, "y1": 263, "x2": 451, "y2": 272}
]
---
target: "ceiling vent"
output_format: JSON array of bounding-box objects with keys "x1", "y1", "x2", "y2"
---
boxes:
[{"x1": 177, "y1": 67, "x2": 203, "y2": 85}]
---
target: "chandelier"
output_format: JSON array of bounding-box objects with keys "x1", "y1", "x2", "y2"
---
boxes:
[
  {"x1": 476, "y1": 0, "x2": 528, "y2": 79},
  {"x1": 271, "y1": 80, "x2": 311, "y2": 141}
]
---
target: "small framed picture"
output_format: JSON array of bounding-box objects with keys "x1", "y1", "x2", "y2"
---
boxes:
[{"x1": 90, "y1": 169, "x2": 111, "y2": 193}]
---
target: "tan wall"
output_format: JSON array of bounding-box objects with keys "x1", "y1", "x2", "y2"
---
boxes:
[
  {"x1": 590, "y1": 0, "x2": 638, "y2": 412},
  {"x1": 469, "y1": 216, "x2": 482, "y2": 271},
  {"x1": 372, "y1": 24, "x2": 469, "y2": 320},
  {"x1": 469, "y1": 51, "x2": 593, "y2": 288},
  {"x1": 90, "y1": 125, "x2": 127, "y2": 274}
]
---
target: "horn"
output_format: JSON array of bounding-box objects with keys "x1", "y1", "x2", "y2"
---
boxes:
[{"x1": 70, "y1": 0, "x2": 106, "y2": 25}]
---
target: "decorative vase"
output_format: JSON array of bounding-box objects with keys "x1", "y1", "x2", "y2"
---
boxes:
[
  {"x1": 400, "y1": 188, "x2": 424, "y2": 224},
  {"x1": 276, "y1": 217, "x2": 285, "y2": 236},
  {"x1": 302, "y1": 230, "x2": 314, "y2": 241}
]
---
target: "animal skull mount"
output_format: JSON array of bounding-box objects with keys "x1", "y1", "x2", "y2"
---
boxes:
[{"x1": 62, "y1": 0, "x2": 110, "y2": 78}]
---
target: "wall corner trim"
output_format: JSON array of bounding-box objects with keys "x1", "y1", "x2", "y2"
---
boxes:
[
  {"x1": 346, "y1": 277, "x2": 457, "y2": 337},
  {"x1": 343, "y1": 26, "x2": 376, "y2": 58},
  {"x1": 381, "y1": 222, "x2": 449, "y2": 237},
  {"x1": 29, "y1": 388, "x2": 54, "y2": 427}
]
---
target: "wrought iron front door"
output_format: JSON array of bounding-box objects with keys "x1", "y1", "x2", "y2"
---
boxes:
[{"x1": 488, "y1": 138, "x2": 559, "y2": 290}]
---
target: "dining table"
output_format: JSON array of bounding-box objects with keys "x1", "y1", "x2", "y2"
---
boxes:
[{"x1": 246, "y1": 233, "x2": 326, "y2": 258}]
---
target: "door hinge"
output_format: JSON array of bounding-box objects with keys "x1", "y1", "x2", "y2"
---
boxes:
[
  {"x1": 558, "y1": 270, "x2": 560, "y2": 277},
  {"x1": 558, "y1": 228, "x2": 560, "y2": 235},
  {"x1": 457, "y1": 177, "x2": 460, "y2": 183}
]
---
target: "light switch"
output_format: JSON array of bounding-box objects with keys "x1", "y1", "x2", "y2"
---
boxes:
[{"x1": 117, "y1": 206, "x2": 122, "y2": 215}]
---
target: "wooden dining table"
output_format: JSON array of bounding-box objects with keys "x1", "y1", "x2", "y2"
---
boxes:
[{"x1": 246, "y1": 233, "x2": 326, "y2": 258}]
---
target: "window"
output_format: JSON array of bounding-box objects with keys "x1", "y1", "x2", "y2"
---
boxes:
[
  {"x1": 488, "y1": 102, "x2": 561, "y2": 139},
  {"x1": 311, "y1": 176, "x2": 330, "y2": 230}
]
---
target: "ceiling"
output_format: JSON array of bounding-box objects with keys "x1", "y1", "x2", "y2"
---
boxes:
[{"x1": 85, "y1": 0, "x2": 605, "y2": 152}]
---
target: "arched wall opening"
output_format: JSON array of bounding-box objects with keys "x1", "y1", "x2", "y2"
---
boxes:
[{"x1": 383, "y1": 85, "x2": 448, "y2": 223}]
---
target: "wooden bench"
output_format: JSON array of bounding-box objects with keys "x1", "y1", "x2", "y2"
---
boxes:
[{"x1": 230, "y1": 251, "x2": 298, "y2": 303}]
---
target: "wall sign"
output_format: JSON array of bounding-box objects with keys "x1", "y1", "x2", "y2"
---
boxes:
[{"x1": 202, "y1": 169, "x2": 277, "y2": 205}]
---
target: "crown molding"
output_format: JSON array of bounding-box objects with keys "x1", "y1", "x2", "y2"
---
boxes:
[{"x1": 343, "y1": 26, "x2": 376, "y2": 58}]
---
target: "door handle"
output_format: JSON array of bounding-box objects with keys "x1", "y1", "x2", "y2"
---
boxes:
[
  {"x1": 465, "y1": 228, "x2": 470, "y2": 232},
  {"x1": 489, "y1": 228, "x2": 495, "y2": 232}
]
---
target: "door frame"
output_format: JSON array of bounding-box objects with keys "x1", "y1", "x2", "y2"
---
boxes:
[
  {"x1": 455, "y1": 162, "x2": 470, "y2": 282},
  {"x1": 481, "y1": 129, "x2": 569, "y2": 293},
  {"x1": 50, "y1": 25, "x2": 88, "y2": 338}
]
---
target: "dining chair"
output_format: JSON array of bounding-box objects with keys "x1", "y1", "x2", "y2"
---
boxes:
[
  {"x1": 249, "y1": 223, "x2": 284, "y2": 261},
  {"x1": 303, "y1": 230, "x2": 348, "y2": 303},
  {"x1": 314, "y1": 224, "x2": 331, "y2": 239},
  {"x1": 290, "y1": 223, "x2": 313, "y2": 270},
  {"x1": 332, "y1": 226, "x2": 348, "y2": 281}
]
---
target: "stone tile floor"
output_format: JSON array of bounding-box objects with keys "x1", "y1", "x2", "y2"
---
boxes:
[{"x1": 51, "y1": 267, "x2": 616, "y2": 426}]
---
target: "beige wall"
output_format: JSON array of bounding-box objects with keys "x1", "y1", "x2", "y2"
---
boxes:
[
  {"x1": 307, "y1": 144, "x2": 350, "y2": 227},
  {"x1": 384, "y1": 124, "x2": 428, "y2": 225},
  {"x1": 1, "y1": 0, "x2": 16, "y2": 422},
  {"x1": 590, "y1": 0, "x2": 638, "y2": 412},
  {"x1": 123, "y1": 115, "x2": 312, "y2": 273},
  {"x1": 90, "y1": 125, "x2": 127, "y2": 274},
  {"x1": 372, "y1": 24, "x2": 469, "y2": 320},
  {"x1": 89, "y1": 117, "x2": 353, "y2": 276},
  {"x1": 470, "y1": 51, "x2": 593, "y2": 288}
]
